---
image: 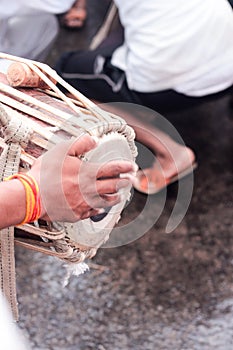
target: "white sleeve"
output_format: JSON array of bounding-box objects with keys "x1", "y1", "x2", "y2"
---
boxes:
[
  {"x1": 0, "y1": 19, "x2": 12, "y2": 73},
  {"x1": 26, "y1": 0, "x2": 77, "y2": 14},
  {"x1": 0, "y1": 59, "x2": 15, "y2": 74},
  {"x1": 0, "y1": 293, "x2": 31, "y2": 350},
  {"x1": 0, "y1": 0, "x2": 77, "y2": 17}
]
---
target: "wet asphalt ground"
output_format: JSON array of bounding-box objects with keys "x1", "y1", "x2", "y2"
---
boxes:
[{"x1": 16, "y1": 1, "x2": 233, "y2": 349}]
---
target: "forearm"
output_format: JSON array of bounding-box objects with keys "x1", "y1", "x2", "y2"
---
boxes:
[{"x1": 0, "y1": 180, "x2": 26, "y2": 229}]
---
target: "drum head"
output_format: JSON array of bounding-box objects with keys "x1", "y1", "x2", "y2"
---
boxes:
[{"x1": 66, "y1": 132, "x2": 134, "y2": 248}]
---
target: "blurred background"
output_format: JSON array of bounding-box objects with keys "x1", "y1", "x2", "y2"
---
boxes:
[{"x1": 16, "y1": 1, "x2": 233, "y2": 349}]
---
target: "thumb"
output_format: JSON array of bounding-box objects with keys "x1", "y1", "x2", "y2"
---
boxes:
[{"x1": 68, "y1": 134, "x2": 98, "y2": 157}]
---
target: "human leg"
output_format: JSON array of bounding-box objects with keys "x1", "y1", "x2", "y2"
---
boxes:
[
  {"x1": 97, "y1": 102, "x2": 196, "y2": 194},
  {"x1": 55, "y1": 36, "x2": 140, "y2": 103}
]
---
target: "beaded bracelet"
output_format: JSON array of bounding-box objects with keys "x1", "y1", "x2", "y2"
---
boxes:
[{"x1": 4, "y1": 173, "x2": 42, "y2": 225}]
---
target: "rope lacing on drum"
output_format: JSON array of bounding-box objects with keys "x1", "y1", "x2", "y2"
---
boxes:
[{"x1": 0, "y1": 103, "x2": 32, "y2": 320}]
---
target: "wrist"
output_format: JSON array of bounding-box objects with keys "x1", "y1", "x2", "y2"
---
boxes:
[
  {"x1": 4, "y1": 173, "x2": 42, "y2": 226},
  {"x1": 0, "y1": 179, "x2": 26, "y2": 228}
]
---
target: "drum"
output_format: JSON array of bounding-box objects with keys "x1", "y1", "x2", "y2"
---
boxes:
[{"x1": 0, "y1": 54, "x2": 137, "y2": 264}]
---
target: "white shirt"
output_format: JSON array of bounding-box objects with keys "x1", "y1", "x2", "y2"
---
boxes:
[
  {"x1": 0, "y1": 0, "x2": 75, "y2": 18},
  {"x1": 111, "y1": 0, "x2": 233, "y2": 96},
  {"x1": 0, "y1": 0, "x2": 76, "y2": 72},
  {"x1": 0, "y1": 293, "x2": 30, "y2": 350}
]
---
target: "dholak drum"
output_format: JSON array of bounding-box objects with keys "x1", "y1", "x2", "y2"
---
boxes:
[{"x1": 0, "y1": 54, "x2": 137, "y2": 264}]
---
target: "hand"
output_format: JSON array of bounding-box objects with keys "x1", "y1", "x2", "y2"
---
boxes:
[
  {"x1": 60, "y1": 0, "x2": 87, "y2": 28},
  {"x1": 28, "y1": 134, "x2": 136, "y2": 222}
]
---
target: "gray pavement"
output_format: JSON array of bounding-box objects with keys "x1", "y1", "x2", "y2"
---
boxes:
[{"x1": 16, "y1": 1, "x2": 233, "y2": 349}]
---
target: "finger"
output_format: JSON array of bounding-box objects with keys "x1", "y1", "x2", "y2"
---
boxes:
[
  {"x1": 100, "y1": 194, "x2": 122, "y2": 207},
  {"x1": 68, "y1": 134, "x2": 97, "y2": 157},
  {"x1": 79, "y1": 208, "x2": 105, "y2": 220},
  {"x1": 79, "y1": 209, "x2": 93, "y2": 220},
  {"x1": 119, "y1": 173, "x2": 138, "y2": 187},
  {"x1": 96, "y1": 178, "x2": 131, "y2": 195},
  {"x1": 91, "y1": 194, "x2": 122, "y2": 209},
  {"x1": 97, "y1": 161, "x2": 137, "y2": 179}
]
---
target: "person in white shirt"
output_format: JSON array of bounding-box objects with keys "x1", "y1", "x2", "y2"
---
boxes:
[
  {"x1": 55, "y1": 0, "x2": 233, "y2": 194},
  {"x1": 0, "y1": 0, "x2": 86, "y2": 73},
  {"x1": 0, "y1": 292, "x2": 30, "y2": 350}
]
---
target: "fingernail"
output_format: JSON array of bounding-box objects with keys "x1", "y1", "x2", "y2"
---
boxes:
[
  {"x1": 119, "y1": 173, "x2": 136, "y2": 182},
  {"x1": 119, "y1": 173, "x2": 129, "y2": 179}
]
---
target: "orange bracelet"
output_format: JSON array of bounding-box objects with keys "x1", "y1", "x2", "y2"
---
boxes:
[{"x1": 4, "y1": 173, "x2": 42, "y2": 225}]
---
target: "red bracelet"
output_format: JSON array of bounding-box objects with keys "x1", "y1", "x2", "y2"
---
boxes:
[{"x1": 4, "y1": 173, "x2": 42, "y2": 225}]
